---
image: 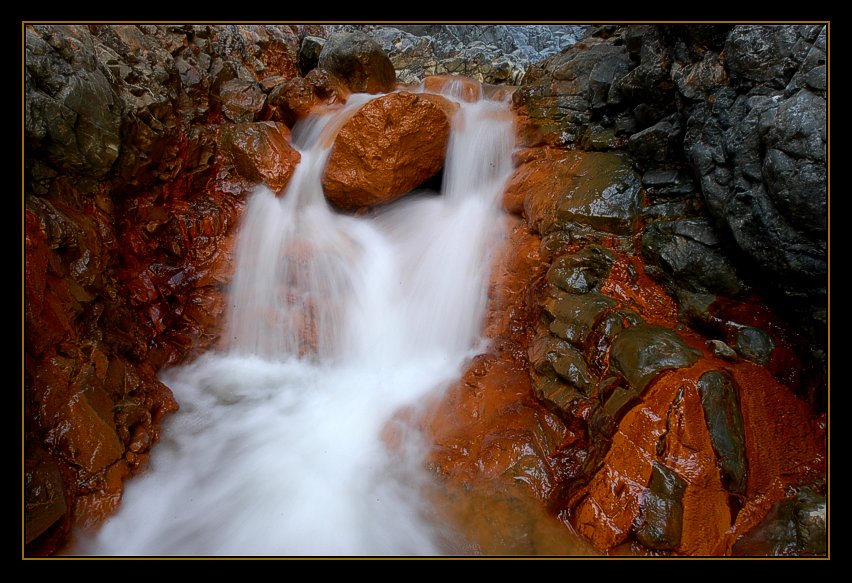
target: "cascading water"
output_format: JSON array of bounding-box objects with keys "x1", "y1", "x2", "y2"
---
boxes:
[{"x1": 77, "y1": 86, "x2": 515, "y2": 556}]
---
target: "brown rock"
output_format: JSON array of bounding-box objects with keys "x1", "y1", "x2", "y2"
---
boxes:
[
  {"x1": 219, "y1": 79, "x2": 266, "y2": 123},
  {"x1": 266, "y1": 69, "x2": 348, "y2": 127},
  {"x1": 220, "y1": 121, "x2": 301, "y2": 193},
  {"x1": 322, "y1": 92, "x2": 452, "y2": 210}
]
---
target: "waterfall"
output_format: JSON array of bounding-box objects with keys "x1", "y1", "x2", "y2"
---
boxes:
[{"x1": 77, "y1": 86, "x2": 515, "y2": 556}]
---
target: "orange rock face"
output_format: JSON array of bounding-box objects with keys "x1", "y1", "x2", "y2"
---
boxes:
[{"x1": 322, "y1": 92, "x2": 453, "y2": 210}]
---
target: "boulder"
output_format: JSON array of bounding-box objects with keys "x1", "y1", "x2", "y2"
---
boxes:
[
  {"x1": 219, "y1": 78, "x2": 266, "y2": 123},
  {"x1": 318, "y1": 31, "x2": 396, "y2": 93},
  {"x1": 322, "y1": 92, "x2": 452, "y2": 210},
  {"x1": 697, "y1": 370, "x2": 748, "y2": 495}
]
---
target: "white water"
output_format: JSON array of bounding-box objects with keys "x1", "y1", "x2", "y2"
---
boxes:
[{"x1": 78, "y1": 87, "x2": 515, "y2": 556}]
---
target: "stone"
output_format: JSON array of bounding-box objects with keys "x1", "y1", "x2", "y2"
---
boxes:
[
  {"x1": 735, "y1": 326, "x2": 775, "y2": 364},
  {"x1": 628, "y1": 118, "x2": 681, "y2": 165},
  {"x1": 697, "y1": 370, "x2": 748, "y2": 495},
  {"x1": 318, "y1": 31, "x2": 396, "y2": 93},
  {"x1": 544, "y1": 291, "x2": 616, "y2": 348},
  {"x1": 641, "y1": 219, "x2": 745, "y2": 297},
  {"x1": 322, "y1": 92, "x2": 452, "y2": 210},
  {"x1": 220, "y1": 122, "x2": 301, "y2": 193},
  {"x1": 219, "y1": 78, "x2": 266, "y2": 123},
  {"x1": 635, "y1": 462, "x2": 687, "y2": 550},
  {"x1": 25, "y1": 448, "x2": 68, "y2": 544},
  {"x1": 732, "y1": 488, "x2": 827, "y2": 556},
  {"x1": 299, "y1": 35, "x2": 325, "y2": 75},
  {"x1": 266, "y1": 69, "x2": 346, "y2": 127},
  {"x1": 724, "y1": 25, "x2": 818, "y2": 88},
  {"x1": 611, "y1": 324, "x2": 701, "y2": 392},
  {"x1": 706, "y1": 339, "x2": 738, "y2": 362},
  {"x1": 546, "y1": 245, "x2": 615, "y2": 294},
  {"x1": 555, "y1": 152, "x2": 642, "y2": 235}
]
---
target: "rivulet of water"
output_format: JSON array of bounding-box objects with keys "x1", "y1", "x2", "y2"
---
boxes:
[{"x1": 77, "y1": 86, "x2": 515, "y2": 556}]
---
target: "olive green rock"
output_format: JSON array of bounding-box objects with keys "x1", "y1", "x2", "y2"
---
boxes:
[
  {"x1": 697, "y1": 369, "x2": 748, "y2": 495},
  {"x1": 611, "y1": 324, "x2": 701, "y2": 392},
  {"x1": 635, "y1": 462, "x2": 687, "y2": 550}
]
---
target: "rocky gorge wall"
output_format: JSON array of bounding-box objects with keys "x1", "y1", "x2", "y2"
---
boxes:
[{"x1": 23, "y1": 23, "x2": 827, "y2": 557}]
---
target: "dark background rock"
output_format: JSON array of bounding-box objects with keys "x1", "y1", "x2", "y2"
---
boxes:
[
  {"x1": 317, "y1": 31, "x2": 396, "y2": 93},
  {"x1": 514, "y1": 22, "x2": 827, "y2": 387}
]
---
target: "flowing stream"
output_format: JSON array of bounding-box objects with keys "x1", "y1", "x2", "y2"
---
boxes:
[{"x1": 80, "y1": 85, "x2": 515, "y2": 555}]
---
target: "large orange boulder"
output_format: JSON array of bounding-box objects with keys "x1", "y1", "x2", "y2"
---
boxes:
[{"x1": 321, "y1": 92, "x2": 455, "y2": 210}]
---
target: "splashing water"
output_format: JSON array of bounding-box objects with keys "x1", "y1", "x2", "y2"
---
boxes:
[{"x1": 77, "y1": 87, "x2": 515, "y2": 556}]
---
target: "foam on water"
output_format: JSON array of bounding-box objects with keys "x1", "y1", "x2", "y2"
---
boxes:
[{"x1": 77, "y1": 87, "x2": 515, "y2": 556}]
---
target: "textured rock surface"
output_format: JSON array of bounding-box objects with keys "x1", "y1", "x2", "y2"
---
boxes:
[
  {"x1": 317, "y1": 31, "x2": 396, "y2": 93},
  {"x1": 327, "y1": 24, "x2": 589, "y2": 85},
  {"x1": 24, "y1": 23, "x2": 322, "y2": 554},
  {"x1": 322, "y1": 92, "x2": 453, "y2": 209}
]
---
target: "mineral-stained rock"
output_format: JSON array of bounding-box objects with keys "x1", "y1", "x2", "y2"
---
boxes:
[
  {"x1": 219, "y1": 121, "x2": 300, "y2": 192},
  {"x1": 544, "y1": 291, "x2": 616, "y2": 348},
  {"x1": 322, "y1": 92, "x2": 452, "y2": 209},
  {"x1": 219, "y1": 78, "x2": 266, "y2": 123}
]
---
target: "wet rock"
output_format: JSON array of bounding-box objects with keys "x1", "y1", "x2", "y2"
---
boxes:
[
  {"x1": 589, "y1": 385, "x2": 641, "y2": 439},
  {"x1": 322, "y1": 92, "x2": 452, "y2": 210},
  {"x1": 555, "y1": 152, "x2": 642, "y2": 235},
  {"x1": 641, "y1": 218, "x2": 745, "y2": 297},
  {"x1": 514, "y1": 40, "x2": 632, "y2": 145},
  {"x1": 220, "y1": 122, "x2": 300, "y2": 193},
  {"x1": 628, "y1": 117, "x2": 681, "y2": 165},
  {"x1": 318, "y1": 31, "x2": 396, "y2": 93},
  {"x1": 529, "y1": 332, "x2": 596, "y2": 411},
  {"x1": 610, "y1": 324, "x2": 700, "y2": 392},
  {"x1": 509, "y1": 150, "x2": 583, "y2": 232},
  {"x1": 634, "y1": 462, "x2": 687, "y2": 550},
  {"x1": 219, "y1": 78, "x2": 266, "y2": 123},
  {"x1": 546, "y1": 245, "x2": 615, "y2": 294},
  {"x1": 299, "y1": 35, "x2": 325, "y2": 75},
  {"x1": 25, "y1": 25, "x2": 122, "y2": 178},
  {"x1": 735, "y1": 326, "x2": 775, "y2": 364},
  {"x1": 544, "y1": 291, "x2": 616, "y2": 348},
  {"x1": 266, "y1": 69, "x2": 346, "y2": 127},
  {"x1": 724, "y1": 25, "x2": 820, "y2": 88},
  {"x1": 697, "y1": 370, "x2": 748, "y2": 495},
  {"x1": 25, "y1": 448, "x2": 68, "y2": 544},
  {"x1": 733, "y1": 488, "x2": 827, "y2": 556},
  {"x1": 706, "y1": 339, "x2": 738, "y2": 362}
]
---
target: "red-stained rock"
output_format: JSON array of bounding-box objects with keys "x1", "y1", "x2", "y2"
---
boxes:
[
  {"x1": 322, "y1": 92, "x2": 453, "y2": 210},
  {"x1": 265, "y1": 68, "x2": 348, "y2": 127},
  {"x1": 220, "y1": 122, "x2": 301, "y2": 193},
  {"x1": 219, "y1": 79, "x2": 266, "y2": 123}
]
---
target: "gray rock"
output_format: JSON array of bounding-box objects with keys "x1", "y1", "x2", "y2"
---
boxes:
[
  {"x1": 589, "y1": 385, "x2": 640, "y2": 438},
  {"x1": 697, "y1": 370, "x2": 748, "y2": 495},
  {"x1": 635, "y1": 462, "x2": 687, "y2": 550},
  {"x1": 642, "y1": 218, "x2": 745, "y2": 297},
  {"x1": 299, "y1": 35, "x2": 325, "y2": 75},
  {"x1": 706, "y1": 339, "x2": 739, "y2": 362},
  {"x1": 628, "y1": 118, "x2": 681, "y2": 165},
  {"x1": 724, "y1": 25, "x2": 821, "y2": 88},
  {"x1": 611, "y1": 324, "x2": 701, "y2": 392},
  {"x1": 735, "y1": 326, "x2": 775, "y2": 364},
  {"x1": 733, "y1": 487, "x2": 827, "y2": 556},
  {"x1": 25, "y1": 25, "x2": 122, "y2": 179},
  {"x1": 318, "y1": 31, "x2": 396, "y2": 93}
]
